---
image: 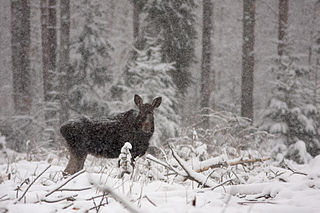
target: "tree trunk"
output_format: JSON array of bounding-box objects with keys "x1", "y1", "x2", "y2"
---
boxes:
[
  {"x1": 41, "y1": 0, "x2": 58, "y2": 126},
  {"x1": 41, "y1": 0, "x2": 49, "y2": 102},
  {"x1": 58, "y1": 0, "x2": 70, "y2": 125},
  {"x1": 241, "y1": 0, "x2": 255, "y2": 121},
  {"x1": 200, "y1": 0, "x2": 213, "y2": 129},
  {"x1": 278, "y1": 0, "x2": 288, "y2": 56},
  {"x1": 133, "y1": 1, "x2": 139, "y2": 40},
  {"x1": 11, "y1": 0, "x2": 32, "y2": 115}
]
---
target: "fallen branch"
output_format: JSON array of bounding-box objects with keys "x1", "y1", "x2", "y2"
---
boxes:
[
  {"x1": 45, "y1": 169, "x2": 86, "y2": 197},
  {"x1": 194, "y1": 157, "x2": 270, "y2": 173},
  {"x1": 170, "y1": 146, "x2": 217, "y2": 188},
  {"x1": 16, "y1": 165, "x2": 51, "y2": 202},
  {"x1": 228, "y1": 157, "x2": 271, "y2": 167}
]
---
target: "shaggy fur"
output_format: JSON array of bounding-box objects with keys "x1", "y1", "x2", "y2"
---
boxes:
[{"x1": 61, "y1": 95, "x2": 162, "y2": 175}]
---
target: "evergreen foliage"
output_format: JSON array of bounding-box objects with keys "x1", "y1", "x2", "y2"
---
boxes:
[
  {"x1": 68, "y1": 0, "x2": 112, "y2": 117},
  {"x1": 260, "y1": 47, "x2": 320, "y2": 161},
  {"x1": 111, "y1": 37, "x2": 180, "y2": 145},
  {"x1": 143, "y1": 0, "x2": 197, "y2": 94}
]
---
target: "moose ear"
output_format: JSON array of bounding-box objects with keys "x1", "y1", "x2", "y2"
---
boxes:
[
  {"x1": 134, "y1": 94, "x2": 143, "y2": 107},
  {"x1": 152, "y1": 97, "x2": 162, "y2": 108}
]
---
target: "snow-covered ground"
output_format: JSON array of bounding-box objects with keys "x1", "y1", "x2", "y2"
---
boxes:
[{"x1": 1, "y1": 147, "x2": 320, "y2": 213}]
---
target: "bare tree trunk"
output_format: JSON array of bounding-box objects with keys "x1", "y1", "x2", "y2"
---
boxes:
[
  {"x1": 41, "y1": 0, "x2": 58, "y2": 124},
  {"x1": 200, "y1": 0, "x2": 213, "y2": 129},
  {"x1": 11, "y1": 0, "x2": 32, "y2": 115},
  {"x1": 133, "y1": 1, "x2": 139, "y2": 41},
  {"x1": 59, "y1": 0, "x2": 70, "y2": 125},
  {"x1": 41, "y1": 0, "x2": 49, "y2": 102},
  {"x1": 41, "y1": 0, "x2": 58, "y2": 144},
  {"x1": 241, "y1": 0, "x2": 255, "y2": 121},
  {"x1": 278, "y1": 0, "x2": 288, "y2": 56}
]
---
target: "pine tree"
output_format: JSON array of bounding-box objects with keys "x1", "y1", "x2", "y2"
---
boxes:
[
  {"x1": 68, "y1": 0, "x2": 113, "y2": 117},
  {"x1": 143, "y1": 0, "x2": 197, "y2": 94},
  {"x1": 111, "y1": 36, "x2": 180, "y2": 145}
]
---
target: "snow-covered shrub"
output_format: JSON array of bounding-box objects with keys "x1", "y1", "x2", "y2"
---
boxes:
[
  {"x1": 260, "y1": 51, "x2": 320, "y2": 161},
  {"x1": 169, "y1": 110, "x2": 272, "y2": 161},
  {"x1": 118, "y1": 142, "x2": 133, "y2": 178},
  {"x1": 285, "y1": 140, "x2": 313, "y2": 164}
]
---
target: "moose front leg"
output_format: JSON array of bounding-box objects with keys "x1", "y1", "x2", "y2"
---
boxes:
[{"x1": 64, "y1": 151, "x2": 87, "y2": 176}]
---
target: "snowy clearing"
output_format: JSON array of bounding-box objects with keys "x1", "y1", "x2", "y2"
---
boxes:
[{"x1": 1, "y1": 151, "x2": 320, "y2": 213}]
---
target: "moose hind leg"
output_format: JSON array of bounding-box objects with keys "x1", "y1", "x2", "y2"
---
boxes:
[{"x1": 64, "y1": 151, "x2": 87, "y2": 176}]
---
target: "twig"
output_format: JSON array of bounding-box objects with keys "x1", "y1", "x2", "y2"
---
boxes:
[
  {"x1": 146, "y1": 154, "x2": 186, "y2": 177},
  {"x1": 86, "y1": 201, "x2": 108, "y2": 212},
  {"x1": 93, "y1": 183, "x2": 140, "y2": 213},
  {"x1": 16, "y1": 165, "x2": 51, "y2": 202},
  {"x1": 0, "y1": 198, "x2": 9, "y2": 202},
  {"x1": 62, "y1": 203, "x2": 74, "y2": 209},
  {"x1": 45, "y1": 169, "x2": 85, "y2": 197},
  {"x1": 143, "y1": 195, "x2": 157, "y2": 207},
  {"x1": 170, "y1": 146, "x2": 216, "y2": 188},
  {"x1": 200, "y1": 169, "x2": 216, "y2": 188},
  {"x1": 286, "y1": 167, "x2": 307, "y2": 176},
  {"x1": 210, "y1": 179, "x2": 233, "y2": 192},
  {"x1": 96, "y1": 192, "x2": 107, "y2": 212},
  {"x1": 86, "y1": 194, "x2": 106, "y2": 201},
  {"x1": 40, "y1": 194, "x2": 77, "y2": 203},
  {"x1": 0, "y1": 195, "x2": 8, "y2": 201},
  {"x1": 59, "y1": 187, "x2": 91, "y2": 192},
  {"x1": 238, "y1": 201, "x2": 278, "y2": 205}
]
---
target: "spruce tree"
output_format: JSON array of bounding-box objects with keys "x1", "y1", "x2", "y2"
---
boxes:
[{"x1": 68, "y1": 0, "x2": 112, "y2": 117}]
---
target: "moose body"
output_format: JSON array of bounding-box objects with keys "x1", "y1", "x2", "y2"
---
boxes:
[{"x1": 61, "y1": 95, "x2": 162, "y2": 175}]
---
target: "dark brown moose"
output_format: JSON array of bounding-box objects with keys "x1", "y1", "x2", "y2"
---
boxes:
[{"x1": 60, "y1": 94, "x2": 162, "y2": 175}]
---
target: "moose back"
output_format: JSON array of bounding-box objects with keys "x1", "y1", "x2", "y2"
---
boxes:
[{"x1": 60, "y1": 94, "x2": 162, "y2": 175}]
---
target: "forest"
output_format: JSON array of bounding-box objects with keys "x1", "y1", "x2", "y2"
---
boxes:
[{"x1": 0, "y1": 0, "x2": 320, "y2": 212}]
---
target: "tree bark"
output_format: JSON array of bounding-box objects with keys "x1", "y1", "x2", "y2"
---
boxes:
[
  {"x1": 11, "y1": 0, "x2": 32, "y2": 114},
  {"x1": 241, "y1": 0, "x2": 255, "y2": 121},
  {"x1": 133, "y1": 1, "x2": 139, "y2": 41},
  {"x1": 58, "y1": 0, "x2": 70, "y2": 125},
  {"x1": 278, "y1": 0, "x2": 289, "y2": 56},
  {"x1": 41, "y1": 0, "x2": 58, "y2": 126},
  {"x1": 41, "y1": 0, "x2": 49, "y2": 102},
  {"x1": 200, "y1": 0, "x2": 213, "y2": 129}
]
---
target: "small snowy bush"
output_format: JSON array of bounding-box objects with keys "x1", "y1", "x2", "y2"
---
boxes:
[{"x1": 118, "y1": 142, "x2": 133, "y2": 178}]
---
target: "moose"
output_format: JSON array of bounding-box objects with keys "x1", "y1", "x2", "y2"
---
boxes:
[{"x1": 60, "y1": 94, "x2": 162, "y2": 175}]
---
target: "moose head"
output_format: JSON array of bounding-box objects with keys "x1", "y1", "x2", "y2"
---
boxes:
[{"x1": 134, "y1": 94, "x2": 162, "y2": 134}]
